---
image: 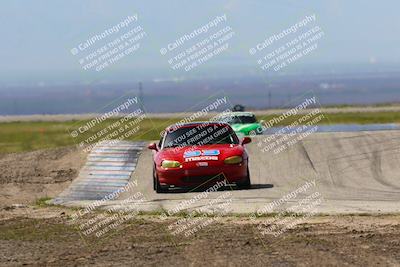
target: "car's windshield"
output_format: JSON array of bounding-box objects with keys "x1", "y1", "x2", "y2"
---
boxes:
[
  {"x1": 163, "y1": 124, "x2": 239, "y2": 148},
  {"x1": 223, "y1": 115, "x2": 257, "y2": 124}
]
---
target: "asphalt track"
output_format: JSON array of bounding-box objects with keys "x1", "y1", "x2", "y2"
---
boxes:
[{"x1": 58, "y1": 130, "x2": 400, "y2": 214}]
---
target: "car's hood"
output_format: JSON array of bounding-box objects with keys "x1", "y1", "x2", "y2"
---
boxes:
[{"x1": 159, "y1": 143, "x2": 243, "y2": 162}]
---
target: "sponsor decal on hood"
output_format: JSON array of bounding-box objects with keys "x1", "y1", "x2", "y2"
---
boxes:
[
  {"x1": 183, "y1": 150, "x2": 220, "y2": 158},
  {"x1": 183, "y1": 149, "x2": 220, "y2": 162}
]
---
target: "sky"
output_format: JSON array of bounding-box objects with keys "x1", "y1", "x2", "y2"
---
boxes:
[{"x1": 0, "y1": 0, "x2": 399, "y2": 84}]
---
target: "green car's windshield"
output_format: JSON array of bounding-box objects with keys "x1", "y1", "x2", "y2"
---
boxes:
[{"x1": 226, "y1": 115, "x2": 257, "y2": 124}]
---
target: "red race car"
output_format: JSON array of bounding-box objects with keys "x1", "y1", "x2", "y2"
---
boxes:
[{"x1": 148, "y1": 122, "x2": 251, "y2": 193}]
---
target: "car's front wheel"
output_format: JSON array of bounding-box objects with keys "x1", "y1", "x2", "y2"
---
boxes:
[
  {"x1": 236, "y1": 167, "x2": 251, "y2": 189},
  {"x1": 155, "y1": 177, "x2": 168, "y2": 193},
  {"x1": 153, "y1": 169, "x2": 168, "y2": 193},
  {"x1": 249, "y1": 130, "x2": 257, "y2": 137}
]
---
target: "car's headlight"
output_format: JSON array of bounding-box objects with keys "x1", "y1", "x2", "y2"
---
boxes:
[
  {"x1": 224, "y1": 156, "x2": 243, "y2": 164},
  {"x1": 161, "y1": 160, "x2": 181, "y2": 168}
]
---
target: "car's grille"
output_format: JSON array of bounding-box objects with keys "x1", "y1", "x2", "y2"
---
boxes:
[{"x1": 182, "y1": 174, "x2": 225, "y2": 183}]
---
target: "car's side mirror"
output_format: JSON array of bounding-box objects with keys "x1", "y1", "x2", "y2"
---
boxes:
[
  {"x1": 148, "y1": 143, "x2": 158, "y2": 151},
  {"x1": 241, "y1": 137, "x2": 252, "y2": 145}
]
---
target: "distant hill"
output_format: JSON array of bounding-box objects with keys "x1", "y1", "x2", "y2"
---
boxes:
[{"x1": 1, "y1": 73, "x2": 400, "y2": 115}]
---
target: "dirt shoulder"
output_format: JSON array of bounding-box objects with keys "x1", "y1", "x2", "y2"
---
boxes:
[
  {"x1": 0, "y1": 146, "x2": 86, "y2": 207},
  {"x1": 0, "y1": 206, "x2": 399, "y2": 266},
  {"x1": 1, "y1": 147, "x2": 399, "y2": 266}
]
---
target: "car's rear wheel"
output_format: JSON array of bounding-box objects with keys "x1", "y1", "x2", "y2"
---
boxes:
[{"x1": 237, "y1": 167, "x2": 251, "y2": 189}]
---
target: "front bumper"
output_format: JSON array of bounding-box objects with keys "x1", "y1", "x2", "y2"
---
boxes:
[{"x1": 156, "y1": 162, "x2": 248, "y2": 187}]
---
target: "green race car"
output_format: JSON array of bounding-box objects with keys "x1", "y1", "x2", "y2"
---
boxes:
[{"x1": 218, "y1": 112, "x2": 264, "y2": 137}]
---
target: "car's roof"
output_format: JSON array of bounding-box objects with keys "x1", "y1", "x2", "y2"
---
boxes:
[
  {"x1": 221, "y1": 112, "x2": 255, "y2": 117},
  {"x1": 166, "y1": 121, "x2": 229, "y2": 131}
]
